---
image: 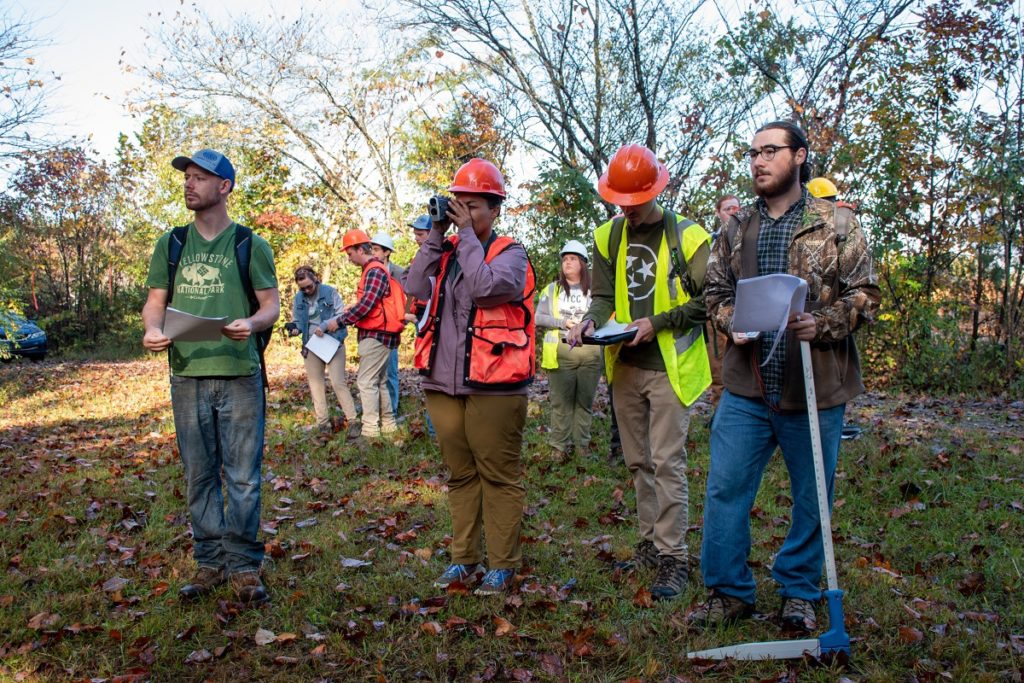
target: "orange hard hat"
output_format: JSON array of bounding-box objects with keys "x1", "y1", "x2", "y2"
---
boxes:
[
  {"x1": 342, "y1": 228, "x2": 371, "y2": 250},
  {"x1": 448, "y1": 158, "x2": 507, "y2": 198},
  {"x1": 597, "y1": 144, "x2": 670, "y2": 206}
]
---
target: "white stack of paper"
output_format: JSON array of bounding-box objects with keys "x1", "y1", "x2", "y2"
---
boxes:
[
  {"x1": 733, "y1": 274, "x2": 808, "y2": 365},
  {"x1": 305, "y1": 332, "x2": 340, "y2": 363}
]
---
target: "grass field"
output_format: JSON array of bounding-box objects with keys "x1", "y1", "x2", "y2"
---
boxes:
[{"x1": 0, "y1": 344, "x2": 1021, "y2": 682}]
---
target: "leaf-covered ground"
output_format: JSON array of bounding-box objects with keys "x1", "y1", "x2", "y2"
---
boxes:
[{"x1": 0, "y1": 347, "x2": 1021, "y2": 682}]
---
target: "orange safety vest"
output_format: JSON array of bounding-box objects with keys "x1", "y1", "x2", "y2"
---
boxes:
[
  {"x1": 354, "y1": 260, "x2": 406, "y2": 334},
  {"x1": 414, "y1": 235, "x2": 536, "y2": 389}
]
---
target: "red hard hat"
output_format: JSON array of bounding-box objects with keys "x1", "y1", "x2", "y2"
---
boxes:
[
  {"x1": 448, "y1": 158, "x2": 507, "y2": 198},
  {"x1": 342, "y1": 229, "x2": 371, "y2": 250},
  {"x1": 597, "y1": 144, "x2": 670, "y2": 206}
]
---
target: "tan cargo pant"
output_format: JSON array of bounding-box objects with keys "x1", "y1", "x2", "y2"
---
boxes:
[
  {"x1": 356, "y1": 338, "x2": 396, "y2": 437},
  {"x1": 425, "y1": 391, "x2": 527, "y2": 569},
  {"x1": 302, "y1": 344, "x2": 358, "y2": 427},
  {"x1": 612, "y1": 362, "x2": 691, "y2": 559}
]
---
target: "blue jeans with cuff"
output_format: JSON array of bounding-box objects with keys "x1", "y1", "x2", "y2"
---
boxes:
[
  {"x1": 170, "y1": 373, "x2": 265, "y2": 574},
  {"x1": 700, "y1": 389, "x2": 845, "y2": 604}
]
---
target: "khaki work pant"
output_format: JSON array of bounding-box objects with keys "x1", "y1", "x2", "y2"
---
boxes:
[
  {"x1": 302, "y1": 345, "x2": 358, "y2": 427},
  {"x1": 356, "y1": 338, "x2": 396, "y2": 437},
  {"x1": 547, "y1": 343, "x2": 603, "y2": 451},
  {"x1": 612, "y1": 362, "x2": 691, "y2": 559},
  {"x1": 425, "y1": 391, "x2": 527, "y2": 569}
]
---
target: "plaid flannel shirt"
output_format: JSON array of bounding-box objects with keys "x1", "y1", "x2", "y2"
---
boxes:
[
  {"x1": 338, "y1": 259, "x2": 401, "y2": 349},
  {"x1": 755, "y1": 189, "x2": 807, "y2": 405}
]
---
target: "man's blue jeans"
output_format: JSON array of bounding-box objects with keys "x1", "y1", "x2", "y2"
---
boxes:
[
  {"x1": 700, "y1": 390, "x2": 845, "y2": 604},
  {"x1": 387, "y1": 348, "x2": 400, "y2": 415},
  {"x1": 170, "y1": 373, "x2": 265, "y2": 574}
]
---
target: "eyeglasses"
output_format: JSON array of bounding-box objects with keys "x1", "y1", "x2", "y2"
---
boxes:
[
  {"x1": 298, "y1": 283, "x2": 316, "y2": 294},
  {"x1": 744, "y1": 145, "x2": 797, "y2": 162}
]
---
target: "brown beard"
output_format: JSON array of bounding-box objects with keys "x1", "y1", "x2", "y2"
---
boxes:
[{"x1": 753, "y1": 160, "x2": 800, "y2": 199}]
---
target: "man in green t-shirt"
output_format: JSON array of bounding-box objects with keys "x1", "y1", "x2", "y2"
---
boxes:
[
  {"x1": 142, "y1": 149, "x2": 279, "y2": 606},
  {"x1": 567, "y1": 144, "x2": 711, "y2": 602}
]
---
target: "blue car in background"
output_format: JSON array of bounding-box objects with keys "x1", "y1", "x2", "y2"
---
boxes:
[{"x1": 0, "y1": 312, "x2": 47, "y2": 362}]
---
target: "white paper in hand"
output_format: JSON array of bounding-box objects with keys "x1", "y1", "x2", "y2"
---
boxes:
[
  {"x1": 305, "y1": 332, "x2": 340, "y2": 363},
  {"x1": 733, "y1": 274, "x2": 808, "y2": 366},
  {"x1": 163, "y1": 307, "x2": 227, "y2": 342}
]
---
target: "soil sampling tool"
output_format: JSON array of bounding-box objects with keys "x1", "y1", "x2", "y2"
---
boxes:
[{"x1": 687, "y1": 340, "x2": 850, "y2": 662}]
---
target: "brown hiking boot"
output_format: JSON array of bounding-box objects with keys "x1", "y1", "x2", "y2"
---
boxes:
[
  {"x1": 686, "y1": 590, "x2": 754, "y2": 628},
  {"x1": 179, "y1": 566, "x2": 225, "y2": 601},
  {"x1": 230, "y1": 570, "x2": 269, "y2": 606},
  {"x1": 650, "y1": 555, "x2": 689, "y2": 600},
  {"x1": 614, "y1": 540, "x2": 660, "y2": 571},
  {"x1": 779, "y1": 597, "x2": 817, "y2": 632}
]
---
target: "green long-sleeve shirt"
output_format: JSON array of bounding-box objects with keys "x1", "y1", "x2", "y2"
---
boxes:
[{"x1": 583, "y1": 211, "x2": 709, "y2": 371}]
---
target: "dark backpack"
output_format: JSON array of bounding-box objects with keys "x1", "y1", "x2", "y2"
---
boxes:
[{"x1": 166, "y1": 224, "x2": 272, "y2": 389}]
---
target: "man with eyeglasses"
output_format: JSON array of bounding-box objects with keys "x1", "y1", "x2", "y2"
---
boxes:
[{"x1": 688, "y1": 122, "x2": 879, "y2": 634}]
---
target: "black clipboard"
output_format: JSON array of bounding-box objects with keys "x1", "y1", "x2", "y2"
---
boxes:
[{"x1": 581, "y1": 328, "x2": 637, "y2": 346}]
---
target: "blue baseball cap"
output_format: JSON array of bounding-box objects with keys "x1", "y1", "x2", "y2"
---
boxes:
[
  {"x1": 408, "y1": 214, "x2": 431, "y2": 231},
  {"x1": 171, "y1": 149, "x2": 236, "y2": 190}
]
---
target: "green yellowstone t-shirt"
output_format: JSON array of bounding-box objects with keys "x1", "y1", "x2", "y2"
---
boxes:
[{"x1": 146, "y1": 223, "x2": 277, "y2": 377}]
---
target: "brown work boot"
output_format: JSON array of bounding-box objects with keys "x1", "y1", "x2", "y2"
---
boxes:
[
  {"x1": 650, "y1": 555, "x2": 689, "y2": 600},
  {"x1": 230, "y1": 570, "x2": 269, "y2": 606},
  {"x1": 614, "y1": 539, "x2": 660, "y2": 571},
  {"x1": 686, "y1": 590, "x2": 754, "y2": 628},
  {"x1": 779, "y1": 597, "x2": 817, "y2": 633},
  {"x1": 179, "y1": 566, "x2": 225, "y2": 601}
]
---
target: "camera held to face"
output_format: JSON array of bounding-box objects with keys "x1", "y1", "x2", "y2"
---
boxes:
[{"x1": 428, "y1": 195, "x2": 451, "y2": 223}]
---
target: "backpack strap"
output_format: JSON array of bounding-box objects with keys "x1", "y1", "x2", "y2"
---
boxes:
[
  {"x1": 234, "y1": 225, "x2": 256, "y2": 314},
  {"x1": 730, "y1": 211, "x2": 760, "y2": 279},
  {"x1": 166, "y1": 225, "x2": 189, "y2": 306},
  {"x1": 234, "y1": 224, "x2": 272, "y2": 391},
  {"x1": 829, "y1": 203, "x2": 856, "y2": 305},
  {"x1": 608, "y1": 216, "x2": 626, "y2": 273},
  {"x1": 834, "y1": 203, "x2": 854, "y2": 245}
]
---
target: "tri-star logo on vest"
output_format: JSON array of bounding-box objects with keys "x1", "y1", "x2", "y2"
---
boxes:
[{"x1": 625, "y1": 244, "x2": 658, "y2": 301}]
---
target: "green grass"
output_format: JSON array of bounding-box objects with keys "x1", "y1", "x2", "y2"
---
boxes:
[{"x1": 0, "y1": 348, "x2": 1021, "y2": 681}]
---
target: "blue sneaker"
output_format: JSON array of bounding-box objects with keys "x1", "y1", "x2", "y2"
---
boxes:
[
  {"x1": 432, "y1": 563, "x2": 484, "y2": 589},
  {"x1": 474, "y1": 568, "x2": 516, "y2": 596}
]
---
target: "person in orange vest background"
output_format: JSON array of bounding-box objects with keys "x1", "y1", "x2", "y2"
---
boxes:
[
  {"x1": 405, "y1": 158, "x2": 536, "y2": 596},
  {"x1": 325, "y1": 229, "x2": 405, "y2": 440}
]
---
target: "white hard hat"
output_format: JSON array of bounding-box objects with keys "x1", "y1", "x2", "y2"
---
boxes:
[
  {"x1": 560, "y1": 239, "x2": 589, "y2": 262},
  {"x1": 370, "y1": 232, "x2": 395, "y2": 252}
]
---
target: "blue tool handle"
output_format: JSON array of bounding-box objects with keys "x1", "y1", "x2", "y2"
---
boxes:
[{"x1": 818, "y1": 589, "x2": 851, "y2": 656}]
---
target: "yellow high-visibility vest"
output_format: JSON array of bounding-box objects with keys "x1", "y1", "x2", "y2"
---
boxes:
[
  {"x1": 595, "y1": 210, "x2": 711, "y2": 406},
  {"x1": 540, "y1": 282, "x2": 562, "y2": 370}
]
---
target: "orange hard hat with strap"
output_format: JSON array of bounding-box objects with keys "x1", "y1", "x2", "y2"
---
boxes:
[
  {"x1": 448, "y1": 158, "x2": 507, "y2": 198},
  {"x1": 597, "y1": 144, "x2": 670, "y2": 206}
]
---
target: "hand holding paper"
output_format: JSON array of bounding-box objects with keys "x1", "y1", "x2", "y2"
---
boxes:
[
  {"x1": 163, "y1": 307, "x2": 228, "y2": 342},
  {"x1": 732, "y1": 274, "x2": 808, "y2": 364}
]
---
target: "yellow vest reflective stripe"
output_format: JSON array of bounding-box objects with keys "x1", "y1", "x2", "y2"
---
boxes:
[
  {"x1": 594, "y1": 212, "x2": 712, "y2": 406},
  {"x1": 541, "y1": 282, "x2": 561, "y2": 370}
]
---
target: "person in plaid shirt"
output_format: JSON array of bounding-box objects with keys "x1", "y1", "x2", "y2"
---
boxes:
[
  {"x1": 689, "y1": 121, "x2": 878, "y2": 633},
  {"x1": 326, "y1": 229, "x2": 401, "y2": 439}
]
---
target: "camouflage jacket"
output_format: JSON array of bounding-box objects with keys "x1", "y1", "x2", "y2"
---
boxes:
[{"x1": 705, "y1": 196, "x2": 880, "y2": 410}]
